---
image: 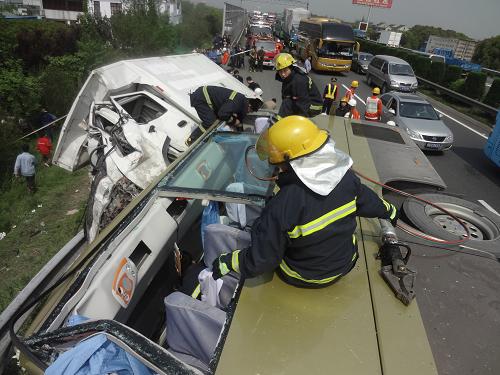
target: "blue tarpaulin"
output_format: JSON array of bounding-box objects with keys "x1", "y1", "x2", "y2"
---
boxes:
[{"x1": 45, "y1": 316, "x2": 154, "y2": 375}]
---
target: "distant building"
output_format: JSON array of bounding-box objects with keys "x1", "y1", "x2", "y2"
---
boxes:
[
  {"x1": 0, "y1": 0, "x2": 182, "y2": 24},
  {"x1": 425, "y1": 35, "x2": 477, "y2": 62}
]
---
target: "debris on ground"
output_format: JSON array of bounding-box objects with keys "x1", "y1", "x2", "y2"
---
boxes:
[
  {"x1": 66, "y1": 209, "x2": 79, "y2": 216},
  {"x1": 0, "y1": 232, "x2": 6, "y2": 240}
]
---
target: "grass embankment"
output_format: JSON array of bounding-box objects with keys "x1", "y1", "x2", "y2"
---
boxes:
[
  {"x1": 419, "y1": 87, "x2": 496, "y2": 127},
  {"x1": 0, "y1": 166, "x2": 89, "y2": 313}
]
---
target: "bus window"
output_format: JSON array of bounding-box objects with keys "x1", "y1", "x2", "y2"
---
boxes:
[{"x1": 318, "y1": 41, "x2": 354, "y2": 59}]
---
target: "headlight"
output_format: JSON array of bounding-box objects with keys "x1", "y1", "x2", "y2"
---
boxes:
[
  {"x1": 390, "y1": 80, "x2": 399, "y2": 87},
  {"x1": 444, "y1": 134, "x2": 453, "y2": 142},
  {"x1": 406, "y1": 127, "x2": 421, "y2": 139},
  {"x1": 411, "y1": 82, "x2": 418, "y2": 88}
]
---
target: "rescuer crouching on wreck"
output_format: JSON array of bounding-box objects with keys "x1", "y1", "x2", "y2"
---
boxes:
[
  {"x1": 210, "y1": 115, "x2": 399, "y2": 288},
  {"x1": 188, "y1": 85, "x2": 262, "y2": 144}
]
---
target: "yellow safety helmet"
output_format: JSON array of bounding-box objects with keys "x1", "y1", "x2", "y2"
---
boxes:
[
  {"x1": 275, "y1": 53, "x2": 296, "y2": 71},
  {"x1": 372, "y1": 87, "x2": 380, "y2": 95},
  {"x1": 340, "y1": 96, "x2": 348, "y2": 102},
  {"x1": 351, "y1": 80, "x2": 359, "y2": 88},
  {"x1": 256, "y1": 116, "x2": 328, "y2": 164}
]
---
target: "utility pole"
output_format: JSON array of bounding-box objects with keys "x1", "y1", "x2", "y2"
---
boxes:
[{"x1": 366, "y1": 5, "x2": 372, "y2": 29}]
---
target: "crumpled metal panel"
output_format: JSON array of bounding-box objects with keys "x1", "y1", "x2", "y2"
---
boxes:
[
  {"x1": 53, "y1": 54, "x2": 259, "y2": 171},
  {"x1": 350, "y1": 122, "x2": 447, "y2": 189}
]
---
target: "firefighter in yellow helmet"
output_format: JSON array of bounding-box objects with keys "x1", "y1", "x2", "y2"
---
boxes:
[
  {"x1": 274, "y1": 53, "x2": 323, "y2": 118},
  {"x1": 211, "y1": 116, "x2": 399, "y2": 287}
]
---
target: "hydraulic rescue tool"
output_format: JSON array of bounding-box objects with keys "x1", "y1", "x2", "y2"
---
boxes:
[{"x1": 378, "y1": 219, "x2": 416, "y2": 305}]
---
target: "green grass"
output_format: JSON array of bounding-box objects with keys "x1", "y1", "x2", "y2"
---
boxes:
[
  {"x1": 0, "y1": 165, "x2": 89, "y2": 313},
  {"x1": 419, "y1": 87, "x2": 496, "y2": 127}
]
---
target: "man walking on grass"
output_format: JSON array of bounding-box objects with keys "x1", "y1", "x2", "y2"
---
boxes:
[{"x1": 14, "y1": 144, "x2": 37, "y2": 193}]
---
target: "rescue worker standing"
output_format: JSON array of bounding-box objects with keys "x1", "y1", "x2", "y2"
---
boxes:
[
  {"x1": 364, "y1": 87, "x2": 383, "y2": 121},
  {"x1": 189, "y1": 86, "x2": 261, "y2": 144},
  {"x1": 211, "y1": 116, "x2": 398, "y2": 287},
  {"x1": 345, "y1": 80, "x2": 358, "y2": 101},
  {"x1": 322, "y1": 77, "x2": 338, "y2": 115},
  {"x1": 275, "y1": 53, "x2": 323, "y2": 118}
]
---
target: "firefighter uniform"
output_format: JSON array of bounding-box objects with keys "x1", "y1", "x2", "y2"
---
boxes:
[
  {"x1": 212, "y1": 116, "x2": 398, "y2": 288},
  {"x1": 277, "y1": 67, "x2": 323, "y2": 118},
  {"x1": 322, "y1": 81, "x2": 338, "y2": 115},
  {"x1": 189, "y1": 86, "x2": 248, "y2": 143}
]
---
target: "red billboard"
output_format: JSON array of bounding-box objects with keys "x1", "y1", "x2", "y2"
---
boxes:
[{"x1": 352, "y1": 0, "x2": 393, "y2": 8}]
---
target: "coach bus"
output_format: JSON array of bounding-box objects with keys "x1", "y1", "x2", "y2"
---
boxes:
[{"x1": 297, "y1": 18, "x2": 359, "y2": 72}]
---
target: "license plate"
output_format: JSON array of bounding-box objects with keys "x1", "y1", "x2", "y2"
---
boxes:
[{"x1": 426, "y1": 142, "x2": 443, "y2": 149}]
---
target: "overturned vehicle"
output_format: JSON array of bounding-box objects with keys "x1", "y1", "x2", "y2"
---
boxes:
[
  {"x1": 6, "y1": 54, "x2": 500, "y2": 375},
  {"x1": 52, "y1": 54, "x2": 260, "y2": 242}
]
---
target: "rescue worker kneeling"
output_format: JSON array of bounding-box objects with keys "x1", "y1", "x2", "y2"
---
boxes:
[
  {"x1": 275, "y1": 53, "x2": 323, "y2": 118},
  {"x1": 211, "y1": 116, "x2": 398, "y2": 288},
  {"x1": 189, "y1": 85, "x2": 262, "y2": 144}
]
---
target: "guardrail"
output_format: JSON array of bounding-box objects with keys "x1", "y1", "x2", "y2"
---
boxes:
[
  {"x1": 482, "y1": 67, "x2": 500, "y2": 77},
  {"x1": 416, "y1": 76, "x2": 498, "y2": 117}
]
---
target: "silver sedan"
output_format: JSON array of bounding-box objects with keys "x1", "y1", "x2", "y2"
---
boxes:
[{"x1": 380, "y1": 92, "x2": 454, "y2": 151}]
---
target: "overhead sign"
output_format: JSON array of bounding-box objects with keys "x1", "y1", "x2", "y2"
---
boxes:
[{"x1": 352, "y1": 0, "x2": 393, "y2": 8}]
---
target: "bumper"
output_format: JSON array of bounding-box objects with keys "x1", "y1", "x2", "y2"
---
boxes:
[
  {"x1": 315, "y1": 60, "x2": 351, "y2": 72},
  {"x1": 390, "y1": 85, "x2": 418, "y2": 92},
  {"x1": 263, "y1": 60, "x2": 274, "y2": 67},
  {"x1": 413, "y1": 139, "x2": 453, "y2": 151}
]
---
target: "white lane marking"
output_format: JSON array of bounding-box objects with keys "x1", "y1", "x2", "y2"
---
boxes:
[
  {"x1": 434, "y1": 109, "x2": 488, "y2": 140},
  {"x1": 478, "y1": 200, "x2": 500, "y2": 216},
  {"x1": 341, "y1": 84, "x2": 366, "y2": 105}
]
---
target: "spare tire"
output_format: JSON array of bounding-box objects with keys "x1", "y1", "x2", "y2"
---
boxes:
[{"x1": 403, "y1": 193, "x2": 500, "y2": 242}]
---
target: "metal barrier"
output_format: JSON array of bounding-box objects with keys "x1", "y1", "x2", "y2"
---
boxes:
[
  {"x1": 222, "y1": 3, "x2": 247, "y2": 48},
  {"x1": 417, "y1": 76, "x2": 498, "y2": 117}
]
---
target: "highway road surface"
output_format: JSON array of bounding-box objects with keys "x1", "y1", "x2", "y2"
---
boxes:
[{"x1": 237, "y1": 62, "x2": 500, "y2": 375}]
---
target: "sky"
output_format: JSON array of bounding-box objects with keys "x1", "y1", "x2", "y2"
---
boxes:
[{"x1": 191, "y1": 0, "x2": 500, "y2": 40}]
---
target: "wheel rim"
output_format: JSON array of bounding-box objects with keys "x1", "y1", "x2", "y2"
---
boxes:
[{"x1": 425, "y1": 203, "x2": 499, "y2": 241}]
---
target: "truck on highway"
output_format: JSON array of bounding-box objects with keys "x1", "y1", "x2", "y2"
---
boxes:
[
  {"x1": 297, "y1": 18, "x2": 359, "y2": 72},
  {"x1": 283, "y1": 7, "x2": 311, "y2": 35},
  {"x1": 484, "y1": 109, "x2": 500, "y2": 167},
  {"x1": 377, "y1": 30, "x2": 402, "y2": 47}
]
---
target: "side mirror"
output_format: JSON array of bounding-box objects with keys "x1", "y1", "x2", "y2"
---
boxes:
[
  {"x1": 388, "y1": 109, "x2": 396, "y2": 115},
  {"x1": 387, "y1": 121, "x2": 396, "y2": 127},
  {"x1": 438, "y1": 113, "x2": 443, "y2": 119}
]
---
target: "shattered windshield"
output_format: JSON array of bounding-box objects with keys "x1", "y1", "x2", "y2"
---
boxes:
[{"x1": 158, "y1": 132, "x2": 275, "y2": 201}]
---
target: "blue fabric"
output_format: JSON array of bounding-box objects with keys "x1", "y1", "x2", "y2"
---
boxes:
[
  {"x1": 201, "y1": 201, "x2": 220, "y2": 249},
  {"x1": 14, "y1": 152, "x2": 36, "y2": 176},
  {"x1": 45, "y1": 316, "x2": 154, "y2": 375}
]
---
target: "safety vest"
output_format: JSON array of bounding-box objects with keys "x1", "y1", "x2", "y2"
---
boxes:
[
  {"x1": 325, "y1": 84, "x2": 337, "y2": 99},
  {"x1": 345, "y1": 108, "x2": 360, "y2": 120},
  {"x1": 365, "y1": 96, "x2": 381, "y2": 120}
]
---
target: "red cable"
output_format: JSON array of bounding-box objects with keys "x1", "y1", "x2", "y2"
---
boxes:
[{"x1": 352, "y1": 169, "x2": 470, "y2": 245}]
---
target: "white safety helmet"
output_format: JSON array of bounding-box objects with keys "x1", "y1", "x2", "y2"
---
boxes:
[
  {"x1": 348, "y1": 98, "x2": 357, "y2": 107},
  {"x1": 254, "y1": 87, "x2": 263, "y2": 96}
]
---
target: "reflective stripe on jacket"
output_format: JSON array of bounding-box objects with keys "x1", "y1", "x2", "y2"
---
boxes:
[
  {"x1": 236, "y1": 169, "x2": 397, "y2": 285},
  {"x1": 365, "y1": 96, "x2": 382, "y2": 120},
  {"x1": 324, "y1": 83, "x2": 337, "y2": 100},
  {"x1": 278, "y1": 67, "x2": 323, "y2": 117}
]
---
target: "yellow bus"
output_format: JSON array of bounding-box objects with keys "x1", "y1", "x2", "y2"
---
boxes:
[{"x1": 297, "y1": 18, "x2": 359, "y2": 72}]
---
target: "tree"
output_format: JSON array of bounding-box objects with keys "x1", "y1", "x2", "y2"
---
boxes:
[
  {"x1": 472, "y1": 35, "x2": 500, "y2": 70},
  {"x1": 401, "y1": 25, "x2": 470, "y2": 51},
  {"x1": 176, "y1": 1, "x2": 222, "y2": 49}
]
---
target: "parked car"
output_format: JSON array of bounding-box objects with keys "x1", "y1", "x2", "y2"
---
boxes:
[
  {"x1": 380, "y1": 92, "x2": 453, "y2": 151},
  {"x1": 366, "y1": 55, "x2": 418, "y2": 93},
  {"x1": 352, "y1": 52, "x2": 373, "y2": 74}
]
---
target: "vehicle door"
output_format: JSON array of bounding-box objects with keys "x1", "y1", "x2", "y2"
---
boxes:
[{"x1": 380, "y1": 94, "x2": 396, "y2": 124}]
